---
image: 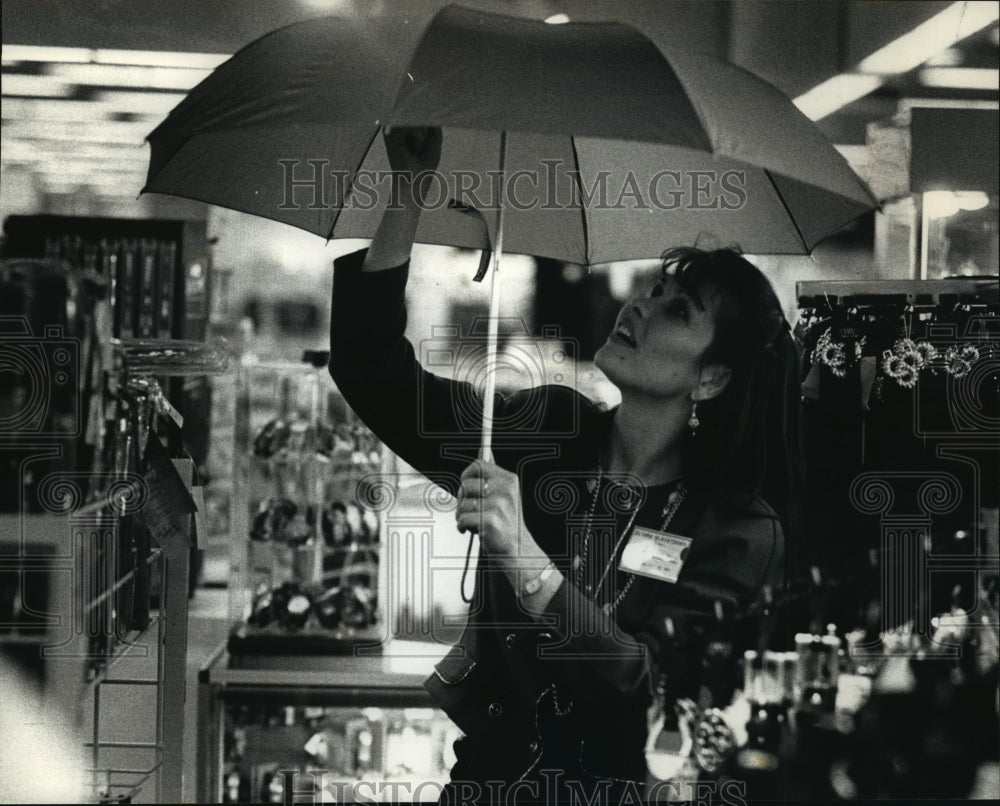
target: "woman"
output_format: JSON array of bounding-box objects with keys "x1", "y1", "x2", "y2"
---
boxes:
[{"x1": 329, "y1": 127, "x2": 801, "y2": 804}]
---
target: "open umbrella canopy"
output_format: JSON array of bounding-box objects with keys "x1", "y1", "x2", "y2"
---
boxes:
[{"x1": 144, "y1": 4, "x2": 877, "y2": 259}]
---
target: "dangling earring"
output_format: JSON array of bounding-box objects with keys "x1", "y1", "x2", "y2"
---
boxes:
[{"x1": 688, "y1": 401, "x2": 699, "y2": 437}]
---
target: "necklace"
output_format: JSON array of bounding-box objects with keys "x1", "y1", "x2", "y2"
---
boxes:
[{"x1": 575, "y1": 462, "x2": 687, "y2": 614}]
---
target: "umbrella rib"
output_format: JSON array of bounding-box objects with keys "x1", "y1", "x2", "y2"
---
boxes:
[
  {"x1": 568, "y1": 136, "x2": 591, "y2": 266},
  {"x1": 324, "y1": 125, "x2": 384, "y2": 244},
  {"x1": 763, "y1": 169, "x2": 809, "y2": 254}
]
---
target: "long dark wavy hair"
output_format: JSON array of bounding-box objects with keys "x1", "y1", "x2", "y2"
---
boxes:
[{"x1": 663, "y1": 246, "x2": 802, "y2": 542}]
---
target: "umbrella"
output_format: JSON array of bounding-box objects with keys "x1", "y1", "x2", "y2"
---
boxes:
[{"x1": 143, "y1": 4, "x2": 877, "y2": 456}]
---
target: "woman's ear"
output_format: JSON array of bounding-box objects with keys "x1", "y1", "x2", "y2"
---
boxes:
[{"x1": 693, "y1": 364, "x2": 732, "y2": 401}]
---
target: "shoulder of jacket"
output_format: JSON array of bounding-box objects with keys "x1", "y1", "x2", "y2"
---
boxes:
[
  {"x1": 703, "y1": 488, "x2": 782, "y2": 522},
  {"x1": 502, "y1": 384, "x2": 605, "y2": 429}
]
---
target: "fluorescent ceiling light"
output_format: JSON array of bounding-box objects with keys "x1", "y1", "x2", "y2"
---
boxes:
[
  {"x1": 1, "y1": 140, "x2": 42, "y2": 160},
  {"x1": 7, "y1": 142, "x2": 146, "y2": 161},
  {"x1": 923, "y1": 190, "x2": 960, "y2": 218},
  {"x1": 794, "y1": 74, "x2": 883, "y2": 120},
  {"x1": 96, "y1": 90, "x2": 187, "y2": 115},
  {"x1": 0, "y1": 45, "x2": 91, "y2": 63},
  {"x1": 39, "y1": 170, "x2": 145, "y2": 185},
  {"x1": 858, "y1": 1, "x2": 1000, "y2": 75},
  {"x1": 925, "y1": 46, "x2": 965, "y2": 67},
  {"x1": 1, "y1": 97, "x2": 116, "y2": 121},
  {"x1": 795, "y1": 3, "x2": 999, "y2": 122},
  {"x1": 1, "y1": 74, "x2": 73, "y2": 97},
  {"x1": 955, "y1": 191, "x2": 991, "y2": 211},
  {"x1": 93, "y1": 49, "x2": 229, "y2": 69},
  {"x1": 900, "y1": 97, "x2": 999, "y2": 111},
  {"x1": 2, "y1": 120, "x2": 153, "y2": 144},
  {"x1": 38, "y1": 169, "x2": 146, "y2": 180},
  {"x1": 300, "y1": 0, "x2": 353, "y2": 9},
  {"x1": 919, "y1": 67, "x2": 1000, "y2": 90},
  {"x1": 47, "y1": 63, "x2": 211, "y2": 90},
  {"x1": 923, "y1": 190, "x2": 992, "y2": 218},
  {"x1": 38, "y1": 169, "x2": 146, "y2": 181},
  {"x1": 545, "y1": 14, "x2": 571, "y2": 24}
]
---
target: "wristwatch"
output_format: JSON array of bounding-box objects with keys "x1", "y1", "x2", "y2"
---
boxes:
[{"x1": 522, "y1": 561, "x2": 557, "y2": 596}]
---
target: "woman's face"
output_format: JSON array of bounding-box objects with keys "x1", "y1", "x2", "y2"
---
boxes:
[{"x1": 594, "y1": 274, "x2": 723, "y2": 401}]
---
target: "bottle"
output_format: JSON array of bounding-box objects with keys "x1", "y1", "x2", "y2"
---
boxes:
[
  {"x1": 721, "y1": 650, "x2": 794, "y2": 800},
  {"x1": 794, "y1": 624, "x2": 841, "y2": 719}
]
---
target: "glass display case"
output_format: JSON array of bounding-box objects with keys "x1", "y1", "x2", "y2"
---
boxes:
[
  {"x1": 197, "y1": 644, "x2": 458, "y2": 803},
  {"x1": 866, "y1": 104, "x2": 999, "y2": 281},
  {"x1": 228, "y1": 351, "x2": 388, "y2": 654}
]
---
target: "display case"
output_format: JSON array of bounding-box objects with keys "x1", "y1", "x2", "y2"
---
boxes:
[
  {"x1": 197, "y1": 643, "x2": 458, "y2": 803},
  {"x1": 228, "y1": 352, "x2": 388, "y2": 654},
  {"x1": 865, "y1": 104, "x2": 999, "y2": 281}
]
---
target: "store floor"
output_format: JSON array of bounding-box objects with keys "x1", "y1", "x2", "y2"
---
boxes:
[{"x1": 183, "y1": 587, "x2": 232, "y2": 802}]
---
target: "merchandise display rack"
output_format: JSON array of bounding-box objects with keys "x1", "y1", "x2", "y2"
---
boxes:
[
  {"x1": 2, "y1": 215, "x2": 228, "y2": 802},
  {"x1": 81, "y1": 468, "x2": 192, "y2": 804},
  {"x1": 1, "y1": 458, "x2": 194, "y2": 804},
  {"x1": 228, "y1": 352, "x2": 388, "y2": 655}
]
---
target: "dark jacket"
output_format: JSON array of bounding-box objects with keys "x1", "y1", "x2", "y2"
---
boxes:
[{"x1": 329, "y1": 249, "x2": 784, "y2": 788}]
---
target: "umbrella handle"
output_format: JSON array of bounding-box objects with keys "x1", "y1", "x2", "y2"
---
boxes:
[{"x1": 479, "y1": 131, "x2": 507, "y2": 463}]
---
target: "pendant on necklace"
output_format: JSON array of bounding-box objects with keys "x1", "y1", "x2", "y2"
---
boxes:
[
  {"x1": 586, "y1": 477, "x2": 599, "y2": 494},
  {"x1": 572, "y1": 555, "x2": 582, "y2": 572},
  {"x1": 602, "y1": 602, "x2": 614, "y2": 616}
]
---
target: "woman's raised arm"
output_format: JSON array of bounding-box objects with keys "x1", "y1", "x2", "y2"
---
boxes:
[{"x1": 361, "y1": 126, "x2": 441, "y2": 272}]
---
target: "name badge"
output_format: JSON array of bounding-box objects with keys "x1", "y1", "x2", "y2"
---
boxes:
[{"x1": 619, "y1": 526, "x2": 692, "y2": 584}]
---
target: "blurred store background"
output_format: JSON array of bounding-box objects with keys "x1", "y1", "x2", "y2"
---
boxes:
[{"x1": 1, "y1": 1, "x2": 997, "y2": 802}]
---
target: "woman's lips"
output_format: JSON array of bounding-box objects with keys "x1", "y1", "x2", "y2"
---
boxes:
[{"x1": 610, "y1": 322, "x2": 637, "y2": 347}]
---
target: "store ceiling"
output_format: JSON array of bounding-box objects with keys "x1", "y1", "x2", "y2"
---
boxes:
[{"x1": 1, "y1": 0, "x2": 997, "y2": 208}]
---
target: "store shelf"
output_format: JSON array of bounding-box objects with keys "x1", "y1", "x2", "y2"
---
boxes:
[{"x1": 197, "y1": 641, "x2": 453, "y2": 803}]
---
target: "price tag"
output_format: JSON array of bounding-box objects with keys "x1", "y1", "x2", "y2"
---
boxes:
[
  {"x1": 140, "y1": 434, "x2": 196, "y2": 547},
  {"x1": 619, "y1": 526, "x2": 692, "y2": 584}
]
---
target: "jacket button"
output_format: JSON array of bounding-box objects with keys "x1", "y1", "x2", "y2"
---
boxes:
[
  {"x1": 505, "y1": 632, "x2": 517, "y2": 648},
  {"x1": 488, "y1": 702, "x2": 503, "y2": 717},
  {"x1": 528, "y1": 740, "x2": 539, "y2": 753}
]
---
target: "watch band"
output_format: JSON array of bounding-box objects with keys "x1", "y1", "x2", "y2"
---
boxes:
[{"x1": 522, "y1": 561, "x2": 557, "y2": 596}]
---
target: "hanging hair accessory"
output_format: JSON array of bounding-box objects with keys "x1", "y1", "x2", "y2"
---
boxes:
[
  {"x1": 944, "y1": 344, "x2": 980, "y2": 379},
  {"x1": 811, "y1": 326, "x2": 864, "y2": 378},
  {"x1": 688, "y1": 401, "x2": 700, "y2": 436}
]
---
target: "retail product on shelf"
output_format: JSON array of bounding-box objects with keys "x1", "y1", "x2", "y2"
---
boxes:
[
  {"x1": 198, "y1": 645, "x2": 459, "y2": 804},
  {"x1": 228, "y1": 350, "x2": 388, "y2": 654},
  {"x1": 1, "y1": 214, "x2": 229, "y2": 802},
  {"x1": 218, "y1": 703, "x2": 456, "y2": 803},
  {"x1": 634, "y1": 522, "x2": 999, "y2": 802}
]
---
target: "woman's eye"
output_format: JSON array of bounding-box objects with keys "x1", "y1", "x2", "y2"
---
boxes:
[{"x1": 650, "y1": 282, "x2": 664, "y2": 298}]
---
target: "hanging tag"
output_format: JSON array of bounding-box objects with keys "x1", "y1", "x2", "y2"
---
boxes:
[
  {"x1": 619, "y1": 527, "x2": 692, "y2": 584},
  {"x1": 158, "y1": 391, "x2": 185, "y2": 429},
  {"x1": 140, "y1": 433, "x2": 196, "y2": 548},
  {"x1": 190, "y1": 486, "x2": 206, "y2": 550},
  {"x1": 859, "y1": 356, "x2": 877, "y2": 411}
]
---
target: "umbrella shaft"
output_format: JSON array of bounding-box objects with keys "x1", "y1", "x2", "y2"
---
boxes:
[{"x1": 479, "y1": 131, "x2": 508, "y2": 463}]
